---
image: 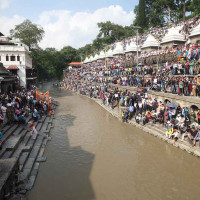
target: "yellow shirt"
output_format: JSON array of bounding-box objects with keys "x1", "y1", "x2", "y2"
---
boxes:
[{"x1": 167, "y1": 128, "x2": 173, "y2": 135}]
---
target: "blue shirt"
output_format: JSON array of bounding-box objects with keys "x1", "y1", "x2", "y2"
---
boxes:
[
  {"x1": 129, "y1": 106, "x2": 134, "y2": 112},
  {"x1": 0, "y1": 132, "x2": 3, "y2": 140}
]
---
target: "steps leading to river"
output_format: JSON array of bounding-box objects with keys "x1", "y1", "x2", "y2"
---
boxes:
[{"x1": 0, "y1": 100, "x2": 58, "y2": 199}]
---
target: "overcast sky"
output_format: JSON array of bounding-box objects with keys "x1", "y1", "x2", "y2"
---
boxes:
[{"x1": 0, "y1": 0, "x2": 138, "y2": 49}]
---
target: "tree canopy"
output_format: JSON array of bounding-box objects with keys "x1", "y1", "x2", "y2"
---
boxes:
[
  {"x1": 133, "y1": 0, "x2": 198, "y2": 29},
  {"x1": 10, "y1": 19, "x2": 45, "y2": 50},
  {"x1": 31, "y1": 46, "x2": 80, "y2": 81}
]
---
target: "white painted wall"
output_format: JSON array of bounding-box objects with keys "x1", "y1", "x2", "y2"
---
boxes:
[{"x1": 0, "y1": 43, "x2": 32, "y2": 88}]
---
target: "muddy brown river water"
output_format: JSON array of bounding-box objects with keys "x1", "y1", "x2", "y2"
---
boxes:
[{"x1": 28, "y1": 84, "x2": 200, "y2": 200}]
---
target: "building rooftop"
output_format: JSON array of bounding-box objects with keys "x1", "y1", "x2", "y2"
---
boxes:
[
  {"x1": 113, "y1": 42, "x2": 124, "y2": 55},
  {"x1": 142, "y1": 34, "x2": 159, "y2": 49},
  {"x1": 106, "y1": 49, "x2": 114, "y2": 57},
  {"x1": 99, "y1": 51, "x2": 105, "y2": 59},
  {"x1": 125, "y1": 40, "x2": 139, "y2": 53},
  {"x1": 190, "y1": 24, "x2": 200, "y2": 37},
  {"x1": 161, "y1": 27, "x2": 185, "y2": 44},
  {"x1": 93, "y1": 54, "x2": 99, "y2": 61}
]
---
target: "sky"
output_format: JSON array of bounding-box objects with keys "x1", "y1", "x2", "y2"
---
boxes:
[{"x1": 0, "y1": 0, "x2": 138, "y2": 49}]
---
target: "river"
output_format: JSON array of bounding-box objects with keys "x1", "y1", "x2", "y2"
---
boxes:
[{"x1": 28, "y1": 83, "x2": 200, "y2": 200}]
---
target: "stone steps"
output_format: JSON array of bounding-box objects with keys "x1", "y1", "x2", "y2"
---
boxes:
[
  {"x1": 36, "y1": 122, "x2": 43, "y2": 132},
  {"x1": 23, "y1": 133, "x2": 31, "y2": 146},
  {"x1": 0, "y1": 124, "x2": 20, "y2": 158},
  {"x1": 13, "y1": 126, "x2": 25, "y2": 136},
  {"x1": 2, "y1": 124, "x2": 12, "y2": 133},
  {"x1": 19, "y1": 135, "x2": 44, "y2": 183},
  {"x1": 1, "y1": 129, "x2": 28, "y2": 158},
  {"x1": 26, "y1": 115, "x2": 32, "y2": 123},
  {"x1": 1, "y1": 150, "x2": 13, "y2": 159},
  {"x1": 19, "y1": 152, "x2": 30, "y2": 171},
  {"x1": 25, "y1": 162, "x2": 39, "y2": 190},
  {"x1": 0, "y1": 124, "x2": 19, "y2": 147},
  {"x1": 0, "y1": 103, "x2": 57, "y2": 198}
]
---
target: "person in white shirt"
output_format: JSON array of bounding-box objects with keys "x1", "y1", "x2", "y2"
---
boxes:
[{"x1": 1, "y1": 104, "x2": 7, "y2": 118}]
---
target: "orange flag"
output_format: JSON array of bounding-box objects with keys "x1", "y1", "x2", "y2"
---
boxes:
[{"x1": 36, "y1": 91, "x2": 50, "y2": 107}]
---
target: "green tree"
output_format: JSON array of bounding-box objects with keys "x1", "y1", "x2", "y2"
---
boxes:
[
  {"x1": 135, "y1": 0, "x2": 147, "y2": 29},
  {"x1": 60, "y1": 46, "x2": 80, "y2": 63},
  {"x1": 10, "y1": 19, "x2": 45, "y2": 50},
  {"x1": 190, "y1": 0, "x2": 200, "y2": 15},
  {"x1": 97, "y1": 21, "x2": 130, "y2": 44}
]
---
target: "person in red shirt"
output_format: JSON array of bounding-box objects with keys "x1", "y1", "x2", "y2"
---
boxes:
[{"x1": 197, "y1": 110, "x2": 200, "y2": 124}]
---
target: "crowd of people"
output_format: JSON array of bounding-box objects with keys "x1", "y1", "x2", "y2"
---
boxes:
[
  {"x1": 0, "y1": 85, "x2": 52, "y2": 143},
  {"x1": 65, "y1": 80, "x2": 200, "y2": 149},
  {"x1": 79, "y1": 40, "x2": 200, "y2": 96},
  {"x1": 63, "y1": 15, "x2": 200, "y2": 150}
]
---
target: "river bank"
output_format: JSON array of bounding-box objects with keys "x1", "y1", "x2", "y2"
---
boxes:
[{"x1": 68, "y1": 88, "x2": 200, "y2": 158}]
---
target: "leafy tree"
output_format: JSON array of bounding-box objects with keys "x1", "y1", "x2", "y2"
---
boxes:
[
  {"x1": 31, "y1": 47, "x2": 79, "y2": 81},
  {"x1": 97, "y1": 21, "x2": 131, "y2": 44},
  {"x1": 135, "y1": 0, "x2": 147, "y2": 29},
  {"x1": 60, "y1": 46, "x2": 80, "y2": 63},
  {"x1": 10, "y1": 19, "x2": 45, "y2": 50},
  {"x1": 190, "y1": 0, "x2": 200, "y2": 15}
]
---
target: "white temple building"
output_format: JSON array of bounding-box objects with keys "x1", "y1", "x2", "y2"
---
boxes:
[
  {"x1": 113, "y1": 42, "x2": 124, "y2": 57},
  {"x1": 97, "y1": 51, "x2": 106, "y2": 61},
  {"x1": 0, "y1": 32, "x2": 34, "y2": 88},
  {"x1": 106, "y1": 49, "x2": 114, "y2": 58},
  {"x1": 141, "y1": 34, "x2": 159, "y2": 52},
  {"x1": 161, "y1": 27, "x2": 185, "y2": 49},
  {"x1": 93, "y1": 54, "x2": 99, "y2": 62},
  {"x1": 189, "y1": 24, "x2": 200, "y2": 43},
  {"x1": 125, "y1": 40, "x2": 140, "y2": 56}
]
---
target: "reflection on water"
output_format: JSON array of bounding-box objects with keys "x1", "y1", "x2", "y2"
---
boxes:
[{"x1": 28, "y1": 83, "x2": 200, "y2": 200}]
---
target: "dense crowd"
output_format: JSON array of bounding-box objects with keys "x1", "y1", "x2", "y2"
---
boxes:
[
  {"x1": 0, "y1": 85, "x2": 52, "y2": 143},
  {"x1": 63, "y1": 15, "x2": 200, "y2": 150},
  {"x1": 78, "y1": 39, "x2": 200, "y2": 97},
  {"x1": 65, "y1": 80, "x2": 200, "y2": 149}
]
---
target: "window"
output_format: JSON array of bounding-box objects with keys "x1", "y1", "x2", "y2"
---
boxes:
[
  {"x1": 11, "y1": 55, "x2": 16, "y2": 61},
  {"x1": 17, "y1": 55, "x2": 20, "y2": 61},
  {"x1": 6, "y1": 55, "x2": 9, "y2": 61}
]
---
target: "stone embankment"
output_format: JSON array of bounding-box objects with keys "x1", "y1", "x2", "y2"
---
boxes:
[
  {"x1": 74, "y1": 89, "x2": 200, "y2": 158},
  {"x1": 0, "y1": 101, "x2": 58, "y2": 200}
]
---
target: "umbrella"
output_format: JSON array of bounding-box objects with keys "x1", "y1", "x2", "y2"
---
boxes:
[
  {"x1": 138, "y1": 63, "x2": 143, "y2": 66},
  {"x1": 166, "y1": 103, "x2": 177, "y2": 108}
]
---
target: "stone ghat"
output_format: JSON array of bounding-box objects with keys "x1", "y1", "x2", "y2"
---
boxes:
[
  {"x1": 76, "y1": 91, "x2": 200, "y2": 158},
  {"x1": 0, "y1": 100, "x2": 58, "y2": 200}
]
